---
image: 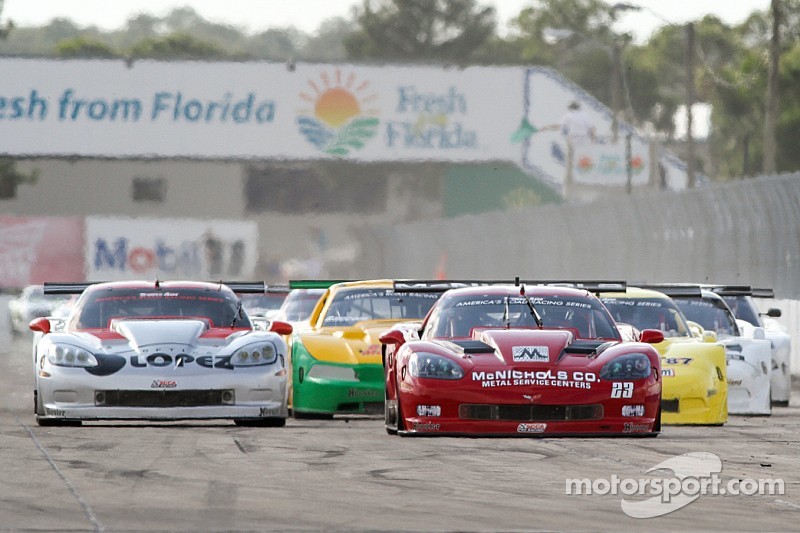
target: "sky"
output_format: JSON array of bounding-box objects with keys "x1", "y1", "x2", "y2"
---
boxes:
[{"x1": 0, "y1": 1, "x2": 772, "y2": 42}]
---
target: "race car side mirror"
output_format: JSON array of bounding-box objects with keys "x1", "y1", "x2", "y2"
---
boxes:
[
  {"x1": 269, "y1": 320, "x2": 293, "y2": 336},
  {"x1": 762, "y1": 308, "x2": 782, "y2": 318},
  {"x1": 380, "y1": 329, "x2": 406, "y2": 346},
  {"x1": 29, "y1": 317, "x2": 51, "y2": 334},
  {"x1": 639, "y1": 329, "x2": 664, "y2": 344}
]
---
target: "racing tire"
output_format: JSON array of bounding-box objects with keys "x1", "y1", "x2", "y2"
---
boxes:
[
  {"x1": 383, "y1": 388, "x2": 397, "y2": 435},
  {"x1": 292, "y1": 411, "x2": 334, "y2": 420},
  {"x1": 234, "y1": 418, "x2": 287, "y2": 427},
  {"x1": 385, "y1": 394, "x2": 398, "y2": 436},
  {"x1": 36, "y1": 417, "x2": 82, "y2": 427},
  {"x1": 393, "y1": 386, "x2": 407, "y2": 435}
]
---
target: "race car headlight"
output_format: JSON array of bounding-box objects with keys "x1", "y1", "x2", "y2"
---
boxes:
[
  {"x1": 232, "y1": 343, "x2": 277, "y2": 366},
  {"x1": 46, "y1": 344, "x2": 98, "y2": 368},
  {"x1": 408, "y1": 353, "x2": 464, "y2": 380},
  {"x1": 600, "y1": 353, "x2": 651, "y2": 380}
]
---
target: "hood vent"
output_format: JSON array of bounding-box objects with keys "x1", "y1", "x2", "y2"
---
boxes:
[
  {"x1": 563, "y1": 340, "x2": 613, "y2": 356},
  {"x1": 441, "y1": 339, "x2": 496, "y2": 355}
]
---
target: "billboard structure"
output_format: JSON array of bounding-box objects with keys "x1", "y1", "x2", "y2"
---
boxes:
[{"x1": 0, "y1": 59, "x2": 687, "y2": 192}]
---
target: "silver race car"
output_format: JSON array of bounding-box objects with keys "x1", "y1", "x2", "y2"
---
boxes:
[{"x1": 29, "y1": 280, "x2": 292, "y2": 426}]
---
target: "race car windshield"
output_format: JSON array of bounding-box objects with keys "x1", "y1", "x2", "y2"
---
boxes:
[
  {"x1": 279, "y1": 290, "x2": 324, "y2": 322},
  {"x1": 722, "y1": 295, "x2": 761, "y2": 327},
  {"x1": 321, "y1": 289, "x2": 439, "y2": 327},
  {"x1": 672, "y1": 297, "x2": 739, "y2": 337},
  {"x1": 241, "y1": 293, "x2": 287, "y2": 315},
  {"x1": 601, "y1": 297, "x2": 691, "y2": 338},
  {"x1": 428, "y1": 294, "x2": 619, "y2": 340},
  {"x1": 72, "y1": 287, "x2": 251, "y2": 329}
]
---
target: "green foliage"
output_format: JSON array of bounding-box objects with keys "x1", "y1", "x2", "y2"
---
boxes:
[
  {"x1": 128, "y1": 32, "x2": 229, "y2": 60},
  {"x1": 55, "y1": 36, "x2": 118, "y2": 58},
  {"x1": 326, "y1": 117, "x2": 380, "y2": 156},
  {"x1": 343, "y1": 0, "x2": 496, "y2": 63},
  {"x1": 0, "y1": 159, "x2": 38, "y2": 199}
]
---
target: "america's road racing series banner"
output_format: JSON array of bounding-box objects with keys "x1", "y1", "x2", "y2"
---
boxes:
[{"x1": 86, "y1": 217, "x2": 258, "y2": 282}]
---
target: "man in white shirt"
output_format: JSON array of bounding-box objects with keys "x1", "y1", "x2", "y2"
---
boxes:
[{"x1": 560, "y1": 101, "x2": 596, "y2": 145}]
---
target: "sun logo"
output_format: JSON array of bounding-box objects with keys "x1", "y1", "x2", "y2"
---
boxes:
[{"x1": 297, "y1": 69, "x2": 379, "y2": 156}]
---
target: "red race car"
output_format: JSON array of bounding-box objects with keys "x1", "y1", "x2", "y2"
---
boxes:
[{"x1": 380, "y1": 281, "x2": 664, "y2": 437}]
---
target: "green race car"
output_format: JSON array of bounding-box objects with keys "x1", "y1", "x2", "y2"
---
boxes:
[{"x1": 289, "y1": 279, "x2": 440, "y2": 417}]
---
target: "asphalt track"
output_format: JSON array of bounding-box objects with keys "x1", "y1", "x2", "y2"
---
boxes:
[{"x1": 1, "y1": 332, "x2": 799, "y2": 532}]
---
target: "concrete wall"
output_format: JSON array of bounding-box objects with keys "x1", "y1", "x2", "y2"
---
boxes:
[{"x1": 354, "y1": 173, "x2": 800, "y2": 300}]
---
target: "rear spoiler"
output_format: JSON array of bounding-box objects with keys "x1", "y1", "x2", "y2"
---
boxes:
[
  {"x1": 265, "y1": 285, "x2": 291, "y2": 294},
  {"x1": 704, "y1": 285, "x2": 775, "y2": 299},
  {"x1": 704, "y1": 285, "x2": 753, "y2": 297},
  {"x1": 43, "y1": 282, "x2": 97, "y2": 295},
  {"x1": 392, "y1": 280, "x2": 489, "y2": 293},
  {"x1": 633, "y1": 284, "x2": 703, "y2": 298},
  {"x1": 217, "y1": 282, "x2": 268, "y2": 294},
  {"x1": 392, "y1": 279, "x2": 626, "y2": 294},
  {"x1": 289, "y1": 280, "x2": 355, "y2": 289},
  {"x1": 43, "y1": 281, "x2": 269, "y2": 295}
]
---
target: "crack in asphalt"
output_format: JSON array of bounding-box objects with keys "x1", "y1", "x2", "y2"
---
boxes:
[{"x1": 16, "y1": 413, "x2": 104, "y2": 532}]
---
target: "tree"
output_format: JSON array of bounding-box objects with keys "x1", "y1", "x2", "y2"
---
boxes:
[
  {"x1": 703, "y1": 3, "x2": 800, "y2": 178},
  {"x1": 242, "y1": 28, "x2": 303, "y2": 61},
  {"x1": 128, "y1": 32, "x2": 230, "y2": 60},
  {"x1": 0, "y1": 159, "x2": 38, "y2": 199},
  {"x1": 507, "y1": 0, "x2": 634, "y2": 121},
  {"x1": 302, "y1": 17, "x2": 357, "y2": 62},
  {"x1": 344, "y1": 0, "x2": 496, "y2": 63},
  {"x1": 0, "y1": 0, "x2": 12, "y2": 39},
  {"x1": 55, "y1": 36, "x2": 119, "y2": 58}
]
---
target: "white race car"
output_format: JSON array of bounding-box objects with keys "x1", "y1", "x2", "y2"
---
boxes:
[
  {"x1": 667, "y1": 288, "x2": 772, "y2": 416},
  {"x1": 8, "y1": 284, "x2": 71, "y2": 336},
  {"x1": 29, "y1": 280, "x2": 292, "y2": 426},
  {"x1": 712, "y1": 286, "x2": 791, "y2": 406}
]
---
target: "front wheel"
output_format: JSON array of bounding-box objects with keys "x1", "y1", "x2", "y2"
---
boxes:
[
  {"x1": 386, "y1": 386, "x2": 406, "y2": 435},
  {"x1": 36, "y1": 417, "x2": 81, "y2": 427},
  {"x1": 292, "y1": 411, "x2": 334, "y2": 420},
  {"x1": 385, "y1": 393, "x2": 398, "y2": 435},
  {"x1": 234, "y1": 418, "x2": 287, "y2": 427}
]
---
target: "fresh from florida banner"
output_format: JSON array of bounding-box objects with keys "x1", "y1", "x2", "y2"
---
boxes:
[{"x1": 0, "y1": 58, "x2": 521, "y2": 163}]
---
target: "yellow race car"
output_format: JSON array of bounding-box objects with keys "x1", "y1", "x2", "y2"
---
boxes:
[
  {"x1": 600, "y1": 287, "x2": 728, "y2": 425},
  {"x1": 288, "y1": 279, "x2": 441, "y2": 417}
]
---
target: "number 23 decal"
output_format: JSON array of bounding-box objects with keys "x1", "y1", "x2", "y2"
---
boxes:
[{"x1": 611, "y1": 382, "x2": 633, "y2": 398}]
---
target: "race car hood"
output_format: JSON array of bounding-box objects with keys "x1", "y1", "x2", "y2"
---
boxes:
[
  {"x1": 112, "y1": 319, "x2": 210, "y2": 350},
  {"x1": 70, "y1": 319, "x2": 247, "y2": 353},
  {"x1": 651, "y1": 335, "x2": 698, "y2": 356},
  {"x1": 299, "y1": 320, "x2": 399, "y2": 365},
  {"x1": 433, "y1": 329, "x2": 603, "y2": 366}
]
